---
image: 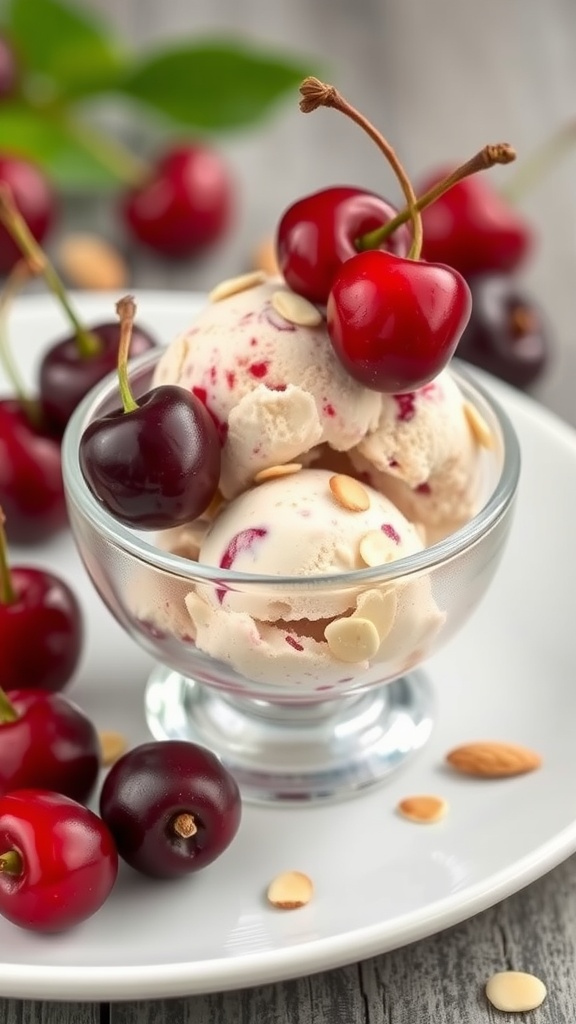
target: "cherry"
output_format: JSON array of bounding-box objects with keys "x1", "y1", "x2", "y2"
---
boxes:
[
  {"x1": 99, "y1": 740, "x2": 242, "y2": 879},
  {"x1": 327, "y1": 249, "x2": 472, "y2": 392},
  {"x1": 80, "y1": 296, "x2": 221, "y2": 529},
  {"x1": 0, "y1": 399, "x2": 67, "y2": 543},
  {"x1": 0, "y1": 789, "x2": 117, "y2": 932},
  {"x1": 457, "y1": 274, "x2": 550, "y2": 388},
  {"x1": 0, "y1": 159, "x2": 55, "y2": 276},
  {"x1": 276, "y1": 186, "x2": 411, "y2": 305},
  {"x1": 0, "y1": 35, "x2": 19, "y2": 100},
  {"x1": 0, "y1": 185, "x2": 157, "y2": 435},
  {"x1": 418, "y1": 168, "x2": 532, "y2": 277},
  {"x1": 39, "y1": 319, "x2": 157, "y2": 435},
  {"x1": 122, "y1": 144, "x2": 234, "y2": 259},
  {"x1": 0, "y1": 688, "x2": 100, "y2": 803},
  {"x1": 0, "y1": 509, "x2": 83, "y2": 691}
]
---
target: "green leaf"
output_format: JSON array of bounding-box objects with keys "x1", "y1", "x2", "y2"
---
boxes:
[
  {"x1": 0, "y1": 105, "x2": 120, "y2": 189},
  {"x1": 4, "y1": 0, "x2": 126, "y2": 97},
  {"x1": 119, "y1": 39, "x2": 314, "y2": 131}
]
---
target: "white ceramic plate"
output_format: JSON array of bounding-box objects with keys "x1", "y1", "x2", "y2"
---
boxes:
[{"x1": 1, "y1": 292, "x2": 575, "y2": 1002}]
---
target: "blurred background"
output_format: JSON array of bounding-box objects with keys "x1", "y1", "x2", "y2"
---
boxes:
[{"x1": 2, "y1": 0, "x2": 576, "y2": 422}]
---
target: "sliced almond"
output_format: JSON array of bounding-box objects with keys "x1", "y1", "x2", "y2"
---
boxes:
[
  {"x1": 353, "y1": 588, "x2": 397, "y2": 641},
  {"x1": 329, "y1": 474, "x2": 370, "y2": 512},
  {"x1": 485, "y1": 971, "x2": 547, "y2": 1012},
  {"x1": 267, "y1": 870, "x2": 313, "y2": 909},
  {"x1": 324, "y1": 616, "x2": 380, "y2": 663},
  {"x1": 464, "y1": 401, "x2": 494, "y2": 449},
  {"x1": 253, "y1": 236, "x2": 280, "y2": 276},
  {"x1": 397, "y1": 794, "x2": 448, "y2": 824},
  {"x1": 446, "y1": 741, "x2": 542, "y2": 778},
  {"x1": 209, "y1": 271, "x2": 265, "y2": 302},
  {"x1": 99, "y1": 730, "x2": 128, "y2": 767},
  {"x1": 254, "y1": 462, "x2": 302, "y2": 484},
  {"x1": 271, "y1": 289, "x2": 323, "y2": 327},
  {"x1": 358, "y1": 530, "x2": 396, "y2": 567},
  {"x1": 57, "y1": 234, "x2": 129, "y2": 291}
]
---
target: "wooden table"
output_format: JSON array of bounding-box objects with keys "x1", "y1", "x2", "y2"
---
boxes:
[{"x1": 4, "y1": 0, "x2": 576, "y2": 1019}]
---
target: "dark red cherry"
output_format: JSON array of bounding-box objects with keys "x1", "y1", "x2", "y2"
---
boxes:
[
  {"x1": 39, "y1": 320, "x2": 157, "y2": 434},
  {"x1": 122, "y1": 144, "x2": 234, "y2": 259},
  {"x1": 0, "y1": 157, "x2": 55, "y2": 276},
  {"x1": 418, "y1": 169, "x2": 532, "y2": 277},
  {"x1": 457, "y1": 274, "x2": 550, "y2": 388},
  {"x1": 327, "y1": 249, "x2": 472, "y2": 392},
  {"x1": 99, "y1": 740, "x2": 242, "y2": 879},
  {"x1": 276, "y1": 186, "x2": 411, "y2": 304},
  {"x1": 79, "y1": 384, "x2": 221, "y2": 529},
  {"x1": 0, "y1": 399, "x2": 66, "y2": 544}
]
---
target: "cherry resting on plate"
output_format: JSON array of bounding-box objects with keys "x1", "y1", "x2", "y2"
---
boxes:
[
  {"x1": 327, "y1": 248, "x2": 472, "y2": 393},
  {"x1": 0, "y1": 158, "x2": 55, "y2": 276},
  {"x1": 0, "y1": 399, "x2": 67, "y2": 544},
  {"x1": 418, "y1": 169, "x2": 532, "y2": 277},
  {"x1": 40, "y1": 318, "x2": 157, "y2": 435},
  {"x1": 0, "y1": 688, "x2": 100, "y2": 803},
  {"x1": 276, "y1": 186, "x2": 411, "y2": 304},
  {"x1": 80, "y1": 295, "x2": 221, "y2": 530},
  {"x1": 0, "y1": 508, "x2": 83, "y2": 691},
  {"x1": 457, "y1": 274, "x2": 550, "y2": 388},
  {"x1": 100, "y1": 740, "x2": 242, "y2": 879},
  {"x1": 122, "y1": 144, "x2": 234, "y2": 259},
  {"x1": 0, "y1": 789, "x2": 117, "y2": 932}
]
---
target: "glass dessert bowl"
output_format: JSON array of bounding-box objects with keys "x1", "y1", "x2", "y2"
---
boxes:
[{"x1": 62, "y1": 350, "x2": 520, "y2": 804}]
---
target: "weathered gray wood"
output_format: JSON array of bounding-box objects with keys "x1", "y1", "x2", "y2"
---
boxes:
[
  {"x1": 7, "y1": 0, "x2": 576, "y2": 1021},
  {"x1": 1, "y1": 1002, "x2": 101, "y2": 1024}
]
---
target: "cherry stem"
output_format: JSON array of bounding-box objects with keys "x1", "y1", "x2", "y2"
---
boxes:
[
  {"x1": 0, "y1": 508, "x2": 16, "y2": 606},
  {"x1": 500, "y1": 120, "x2": 576, "y2": 203},
  {"x1": 171, "y1": 812, "x2": 198, "y2": 839},
  {"x1": 0, "y1": 185, "x2": 101, "y2": 359},
  {"x1": 0, "y1": 259, "x2": 44, "y2": 429},
  {"x1": 0, "y1": 851, "x2": 23, "y2": 874},
  {"x1": 62, "y1": 114, "x2": 150, "y2": 188},
  {"x1": 357, "y1": 142, "x2": 517, "y2": 251},
  {"x1": 299, "y1": 76, "x2": 422, "y2": 260},
  {"x1": 116, "y1": 295, "x2": 139, "y2": 414},
  {"x1": 0, "y1": 686, "x2": 19, "y2": 724}
]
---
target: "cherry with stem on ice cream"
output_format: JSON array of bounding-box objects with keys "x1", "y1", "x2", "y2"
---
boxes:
[
  {"x1": 0, "y1": 789, "x2": 118, "y2": 932},
  {"x1": 0, "y1": 159, "x2": 55, "y2": 277},
  {"x1": 457, "y1": 275, "x2": 551, "y2": 388},
  {"x1": 79, "y1": 295, "x2": 222, "y2": 529},
  {"x1": 99, "y1": 740, "x2": 242, "y2": 879},
  {"x1": 0, "y1": 687, "x2": 100, "y2": 803},
  {"x1": 0, "y1": 185, "x2": 156, "y2": 435},
  {"x1": 122, "y1": 143, "x2": 234, "y2": 259},
  {"x1": 276, "y1": 186, "x2": 411, "y2": 305},
  {"x1": 0, "y1": 507, "x2": 84, "y2": 691},
  {"x1": 298, "y1": 77, "x2": 480, "y2": 392},
  {"x1": 0, "y1": 260, "x2": 67, "y2": 544}
]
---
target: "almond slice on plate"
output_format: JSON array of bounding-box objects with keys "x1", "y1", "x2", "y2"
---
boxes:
[{"x1": 267, "y1": 871, "x2": 314, "y2": 909}]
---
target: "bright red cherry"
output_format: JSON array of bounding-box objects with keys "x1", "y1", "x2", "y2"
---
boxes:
[
  {"x1": 0, "y1": 689, "x2": 100, "y2": 803},
  {"x1": 0, "y1": 158, "x2": 55, "y2": 275},
  {"x1": 418, "y1": 169, "x2": 532, "y2": 277},
  {"x1": 0, "y1": 399, "x2": 66, "y2": 544},
  {"x1": 0, "y1": 789, "x2": 117, "y2": 932},
  {"x1": 122, "y1": 144, "x2": 234, "y2": 259},
  {"x1": 39, "y1": 320, "x2": 157, "y2": 435},
  {"x1": 326, "y1": 249, "x2": 472, "y2": 393},
  {"x1": 0, "y1": 513, "x2": 83, "y2": 692},
  {"x1": 276, "y1": 186, "x2": 411, "y2": 305},
  {"x1": 99, "y1": 740, "x2": 242, "y2": 879},
  {"x1": 458, "y1": 274, "x2": 550, "y2": 389}
]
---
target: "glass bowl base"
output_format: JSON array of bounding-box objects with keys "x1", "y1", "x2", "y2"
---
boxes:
[{"x1": 144, "y1": 667, "x2": 435, "y2": 804}]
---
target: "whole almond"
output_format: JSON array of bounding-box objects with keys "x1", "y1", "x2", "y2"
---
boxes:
[
  {"x1": 446, "y1": 741, "x2": 541, "y2": 778},
  {"x1": 57, "y1": 234, "x2": 129, "y2": 291},
  {"x1": 99, "y1": 730, "x2": 128, "y2": 767}
]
